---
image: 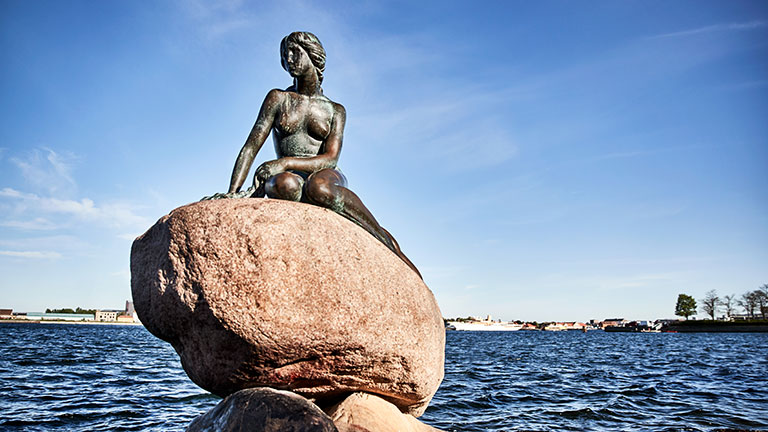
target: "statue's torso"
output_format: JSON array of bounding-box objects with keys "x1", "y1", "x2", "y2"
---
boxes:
[{"x1": 271, "y1": 90, "x2": 336, "y2": 159}]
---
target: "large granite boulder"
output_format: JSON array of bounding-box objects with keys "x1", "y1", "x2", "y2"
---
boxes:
[
  {"x1": 187, "y1": 387, "x2": 337, "y2": 432},
  {"x1": 131, "y1": 199, "x2": 444, "y2": 416}
]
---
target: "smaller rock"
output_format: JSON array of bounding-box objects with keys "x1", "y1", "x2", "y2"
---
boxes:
[
  {"x1": 326, "y1": 392, "x2": 444, "y2": 432},
  {"x1": 186, "y1": 387, "x2": 337, "y2": 432}
]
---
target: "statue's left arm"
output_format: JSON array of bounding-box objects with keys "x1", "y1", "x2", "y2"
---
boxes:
[{"x1": 229, "y1": 89, "x2": 282, "y2": 193}]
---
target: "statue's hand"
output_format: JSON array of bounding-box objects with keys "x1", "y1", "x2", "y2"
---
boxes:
[
  {"x1": 200, "y1": 185, "x2": 258, "y2": 201},
  {"x1": 255, "y1": 159, "x2": 286, "y2": 183}
]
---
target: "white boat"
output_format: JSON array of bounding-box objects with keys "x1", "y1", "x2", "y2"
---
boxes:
[{"x1": 446, "y1": 316, "x2": 522, "y2": 331}]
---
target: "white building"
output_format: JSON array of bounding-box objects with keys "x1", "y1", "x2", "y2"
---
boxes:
[{"x1": 95, "y1": 310, "x2": 118, "y2": 322}]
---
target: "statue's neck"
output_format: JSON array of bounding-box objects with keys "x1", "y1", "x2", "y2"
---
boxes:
[{"x1": 294, "y1": 72, "x2": 321, "y2": 96}]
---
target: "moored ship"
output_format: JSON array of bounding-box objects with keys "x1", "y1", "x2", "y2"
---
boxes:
[{"x1": 446, "y1": 315, "x2": 523, "y2": 331}]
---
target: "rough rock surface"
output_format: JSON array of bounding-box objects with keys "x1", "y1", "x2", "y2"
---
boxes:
[
  {"x1": 326, "y1": 392, "x2": 444, "y2": 432},
  {"x1": 131, "y1": 199, "x2": 444, "y2": 416},
  {"x1": 186, "y1": 387, "x2": 337, "y2": 432}
]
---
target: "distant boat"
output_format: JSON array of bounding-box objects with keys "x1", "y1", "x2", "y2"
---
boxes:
[{"x1": 446, "y1": 316, "x2": 523, "y2": 331}]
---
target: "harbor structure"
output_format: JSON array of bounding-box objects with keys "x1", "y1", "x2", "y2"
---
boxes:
[
  {"x1": 446, "y1": 315, "x2": 523, "y2": 331},
  {"x1": 19, "y1": 312, "x2": 95, "y2": 322}
]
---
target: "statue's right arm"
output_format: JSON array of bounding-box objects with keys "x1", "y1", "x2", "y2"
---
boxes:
[{"x1": 227, "y1": 89, "x2": 282, "y2": 193}]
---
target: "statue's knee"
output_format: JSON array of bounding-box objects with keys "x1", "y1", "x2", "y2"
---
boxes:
[
  {"x1": 305, "y1": 178, "x2": 335, "y2": 207},
  {"x1": 266, "y1": 173, "x2": 302, "y2": 201}
]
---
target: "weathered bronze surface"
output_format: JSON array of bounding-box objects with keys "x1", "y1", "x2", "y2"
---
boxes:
[{"x1": 205, "y1": 31, "x2": 420, "y2": 277}]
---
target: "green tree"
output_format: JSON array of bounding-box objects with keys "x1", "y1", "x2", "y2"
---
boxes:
[
  {"x1": 699, "y1": 290, "x2": 719, "y2": 320},
  {"x1": 675, "y1": 294, "x2": 697, "y2": 320}
]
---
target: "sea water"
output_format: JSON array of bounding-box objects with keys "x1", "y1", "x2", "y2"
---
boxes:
[{"x1": 0, "y1": 323, "x2": 766, "y2": 431}]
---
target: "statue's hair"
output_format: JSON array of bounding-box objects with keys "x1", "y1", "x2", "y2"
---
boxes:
[{"x1": 281, "y1": 31, "x2": 326, "y2": 84}]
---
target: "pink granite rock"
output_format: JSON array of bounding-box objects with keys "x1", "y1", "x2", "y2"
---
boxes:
[
  {"x1": 131, "y1": 199, "x2": 444, "y2": 416},
  {"x1": 327, "y1": 392, "x2": 444, "y2": 432}
]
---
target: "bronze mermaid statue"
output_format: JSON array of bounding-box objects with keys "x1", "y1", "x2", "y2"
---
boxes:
[{"x1": 205, "y1": 31, "x2": 420, "y2": 278}]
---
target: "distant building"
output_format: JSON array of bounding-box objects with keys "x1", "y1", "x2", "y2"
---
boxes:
[
  {"x1": 0, "y1": 309, "x2": 12, "y2": 319},
  {"x1": 544, "y1": 322, "x2": 586, "y2": 331},
  {"x1": 95, "y1": 310, "x2": 118, "y2": 322},
  {"x1": 730, "y1": 313, "x2": 762, "y2": 321},
  {"x1": 125, "y1": 300, "x2": 135, "y2": 317},
  {"x1": 601, "y1": 318, "x2": 627, "y2": 328},
  {"x1": 116, "y1": 314, "x2": 134, "y2": 323}
]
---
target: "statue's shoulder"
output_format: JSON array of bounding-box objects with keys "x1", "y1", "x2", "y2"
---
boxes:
[
  {"x1": 322, "y1": 97, "x2": 345, "y2": 117},
  {"x1": 267, "y1": 87, "x2": 289, "y2": 99},
  {"x1": 332, "y1": 101, "x2": 346, "y2": 119},
  {"x1": 261, "y1": 88, "x2": 289, "y2": 108}
]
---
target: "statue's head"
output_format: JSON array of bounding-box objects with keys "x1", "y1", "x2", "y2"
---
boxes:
[{"x1": 280, "y1": 31, "x2": 326, "y2": 84}]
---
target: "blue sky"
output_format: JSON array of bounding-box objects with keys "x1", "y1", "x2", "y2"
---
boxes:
[{"x1": 1, "y1": 0, "x2": 766, "y2": 321}]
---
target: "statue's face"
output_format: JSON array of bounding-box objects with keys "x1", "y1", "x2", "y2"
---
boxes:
[{"x1": 282, "y1": 41, "x2": 313, "y2": 78}]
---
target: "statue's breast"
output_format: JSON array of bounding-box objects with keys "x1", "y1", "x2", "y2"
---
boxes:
[{"x1": 306, "y1": 100, "x2": 333, "y2": 141}]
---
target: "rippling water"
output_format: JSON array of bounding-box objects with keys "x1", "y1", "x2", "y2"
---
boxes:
[
  {"x1": 1, "y1": 324, "x2": 766, "y2": 431},
  {"x1": 425, "y1": 331, "x2": 768, "y2": 431}
]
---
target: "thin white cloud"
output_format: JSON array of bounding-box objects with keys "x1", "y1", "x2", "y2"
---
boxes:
[
  {"x1": 0, "y1": 234, "x2": 85, "y2": 251},
  {"x1": 0, "y1": 250, "x2": 62, "y2": 259},
  {"x1": 649, "y1": 21, "x2": 767, "y2": 39},
  {"x1": 352, "y1": 92, "x2": 520, "y2": 172},
  {"x1": 0, "y1": 218, "x2": 60, "y2": 230},
  {"x1": 10, "y1": 148, "x2": 78, "y2": 197},
  {"x1": 179, "y1": 0, "x2": 266, "y2": 41},
  {"x1": 0, "y1": 188, "x2": 149, "y2": 229},
  {"x1": 0, "y1": 188, "x2": 23, "y2": 198}
]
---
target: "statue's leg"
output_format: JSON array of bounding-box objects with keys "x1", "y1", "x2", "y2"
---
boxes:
[
  {"x1": 304, "y1": 169, "x2": 421, "y2": 278},
  {"x1": 265, "y1": 172, "x2": 304, "y2": 201}
]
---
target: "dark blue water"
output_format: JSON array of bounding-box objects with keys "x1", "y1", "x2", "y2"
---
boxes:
[
  {"x1": 1, "y1": 324, "x2": 766, "y2": 431},
  {"x1": 425, "y1": 332, "x2": 768, "y2": 431}
]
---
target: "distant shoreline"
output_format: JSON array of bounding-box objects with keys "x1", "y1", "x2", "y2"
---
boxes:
[
  {"x1": 0, "y1": 319, "x2": 143, "y2": 327},
  {"x1": 664, "y1": 320, "x2": 768, "y2": 333}
]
